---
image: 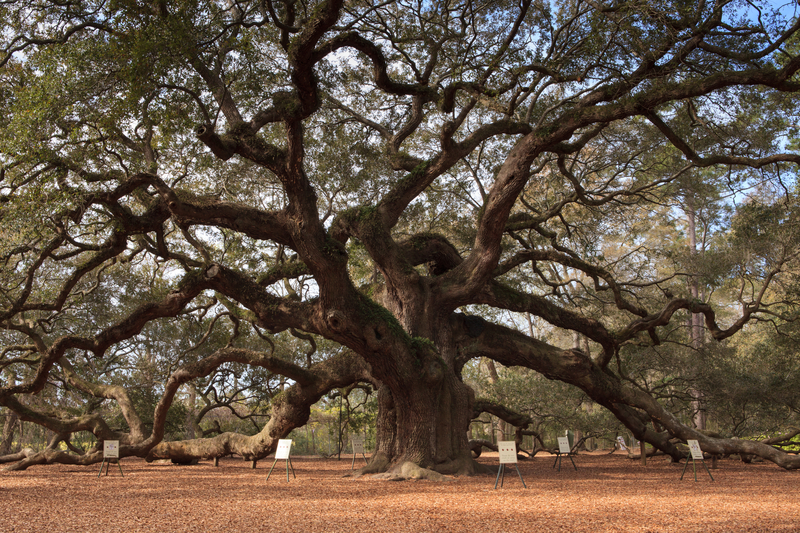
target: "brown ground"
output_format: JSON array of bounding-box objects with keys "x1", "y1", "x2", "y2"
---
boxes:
[{"x1": 1, "y1": 452, "x2": 798, "y2": 533}]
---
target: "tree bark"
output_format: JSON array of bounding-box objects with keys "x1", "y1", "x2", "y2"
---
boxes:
[{"x1": 1, "y1": 410, "x2": 19, "y2": 455}]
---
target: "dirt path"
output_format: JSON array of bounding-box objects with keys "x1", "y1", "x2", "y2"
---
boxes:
[{"x1": 1, "y1": 453, "x2": 797, "y2": 532}]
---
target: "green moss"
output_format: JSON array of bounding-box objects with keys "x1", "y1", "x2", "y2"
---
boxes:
[
  {"x1": 410, "y1": 159, "x2": 432, "y2": 177},
  {"x1": 174, "y1": 189, "x2": 219, "y2": 206},
  {"x1": 352, "y1": 296, "x2": 447, "y2": 373},
  {"x1": 322, "y1": 236, "x2": 348, "y2": 258},
  {"x1": 358, "y1": 282, "x2": 377, "y2": 299},
  {"x1": 410, "y1": 336, "x2": 435, "y2": 355},
  {"x1": 217, "y1": 294, "x2": 258, "y2": 322},
  {"x1": 272, "y1": 91, "x2": 301, "y2": 117},
  {"x1": 342, "y1": 205, "x2": 378, "y2": 224},
  {"x1": 536, "y1": 124, "x2": 558, "y2": 138},
  {"x1": 491, "y1": 281, "x2": 529, "y2": 307},
  {"x1": 408, "y1": 232, "x2": 447, "y2": 250},
  {"x1": 228, "y1": 122, "x2": 252, "y2": 136},
  {"x1": 355, "y1": 294, "x2": 406, "y2": 340},
  {"x1": 339, "y1": 205, "x2": 386, "y2": 242},
  {"x1": 174, "y1": 268, "x2": 206, "y2": 291},
  {"x1": 270, "y1": 389, "x2": 285, "y2": 407},
  {"x1": 223, "y1": 123, "x2": 283, "y2": 161},
  {"x1": 258, "y1": 261, "x2": 309, "y2": 285},
  {"x1": 399, "y1": 160, "x2": 432, "y2": 189},
  {"x1": 383, "y1": 160, "x2": 433, "y2": 205}
]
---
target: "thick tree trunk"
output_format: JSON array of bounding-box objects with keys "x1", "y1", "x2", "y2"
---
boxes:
[
  {"x1": 356, "y1": 315, "x2": 491, "y2": 479},
  {"x1": 360, "y1": 373, "x2": 489, "y2": 479}
]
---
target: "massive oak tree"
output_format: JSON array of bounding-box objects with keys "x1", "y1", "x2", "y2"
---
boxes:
[{"x1": 1, "y1": 0, "x2": 800, "y2": 477}]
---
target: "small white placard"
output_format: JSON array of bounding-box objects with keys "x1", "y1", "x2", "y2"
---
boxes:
[
  {"x1": 351, "y1": 437, "x2": 365, "y2": 454},
  {"x1": 497, "y1": 441, "x2": 518, "y2": 464},
  {"x1": 103, "y1": 440, "x2": 119, "y2": 459},
  {"x1": 616, "y1": 436, "x2": 628, "y2": 451},
  {"x1": 557, "y1": 436, "x2": 571, "y2": 454},
  {"x1": 687, "y1": 439, "x2": 704, "y2": 460},
  {"x1": 275, "y1": 439, "x2": 293, "y2": 460}
]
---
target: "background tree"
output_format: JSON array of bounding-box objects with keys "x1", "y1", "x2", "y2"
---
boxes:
[{"x1": 1, "y1": 0, "x2": 800, "y2": 478}]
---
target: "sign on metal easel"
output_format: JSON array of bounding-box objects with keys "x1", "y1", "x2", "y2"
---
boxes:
[
  {"x1": 494, "y1": 441, "x2": 526, "y2": 489},
  {"x1": 267, "y1": 439, "x2": 296, "y2": 482},
  {"x1": 350, "y1": 437, "x2": 368, "y2": 470},
  {"x1": 680, "y1": 439, "x2": 714, "y2": 482},
  {"x1": 97, "y1": 440, "x2": 124, "y2": 478},
  {"x1": 552, "y1": 436, "x2": 577, "y2": 472}
]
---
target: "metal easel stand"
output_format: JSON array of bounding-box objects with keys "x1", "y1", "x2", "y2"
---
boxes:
[
  {"x1": 552, "y1": 452, "x2": 577, "y2": 472},
  {"x1": 494, "y1": 464, "x2": 527, "y2": 489},
  {"x1": 351, "y1": 453, "x2": 368, "y2": 470},
  {"x1": 97, "y1": 458, "x2": 124, "y2": 478},
  {"x1": 266, "y1": 457, "x2": 296, "y2": 482},
  {"x1": 680, "y1": 454, "x2": 714, "y2": 482}
]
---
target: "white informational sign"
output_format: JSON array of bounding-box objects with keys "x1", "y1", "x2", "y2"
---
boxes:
[
  {"x1": 687, "y1": 439, "x2": 704, "y2": 460},
  {"x1": 616, "y1": 436, "x2": 628, "y2": 451},
  {"x1": 557, "y1": 436, "x2": 571, "y2": 454},
  {"x1": 275, "y1": 439, "x2": 293, "y2": 460},
  {"x1": 351, "y1": 437, "x2": 365, "y2": 454},
  {"x1": 103, "y1": 440, "x2": 119, "y2": 459},
  {"x1": 497, "y1": 441, "x2": 518, "y2": 464}
]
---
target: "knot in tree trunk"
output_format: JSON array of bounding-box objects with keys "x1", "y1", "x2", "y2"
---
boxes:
[{"x1": 326, "y1": 309, "x2": 347, "y2": 332}]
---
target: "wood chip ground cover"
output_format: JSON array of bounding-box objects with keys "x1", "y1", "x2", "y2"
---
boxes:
[{"x1": 1, "y1": 453, "x2": 797, "y2": 532}]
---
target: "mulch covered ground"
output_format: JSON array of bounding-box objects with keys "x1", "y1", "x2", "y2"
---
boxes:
[{"x1": 1, "y1": 452, "x2": 797, "y2": 532}]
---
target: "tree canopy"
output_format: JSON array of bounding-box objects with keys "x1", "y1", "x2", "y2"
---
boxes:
[{"x1": 1, "y1": 0, "x2": 800, "y2": 477}]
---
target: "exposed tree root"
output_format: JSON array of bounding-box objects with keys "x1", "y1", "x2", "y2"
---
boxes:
[
  {"x1": 433, "y1": 455, "x2": 494, "y2": 476},
  {"x1": 0, "y1": 448, "x2": 36, "y2": 469},
  {"x1": 368, "y1": 462, "x2": 454, "y2": 481},
  {"x1": 347, "y1": 451, "x2": 392, "y2": 477},
  {"x1": 1, "y1": 448, "x2": 102, "y2": 471},
  {"x1": 348, "y1": 451, "x2": 492, "y2": 480}
]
